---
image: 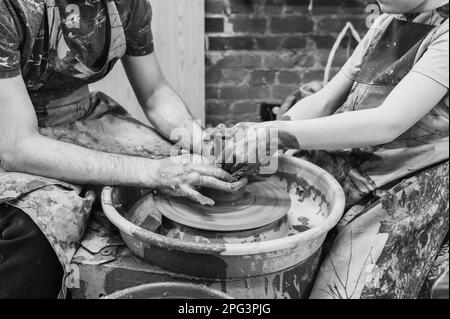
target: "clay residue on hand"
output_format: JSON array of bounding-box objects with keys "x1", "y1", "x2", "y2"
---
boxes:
[{"x1": 278, "y1": 130, "x2": 301, "y2": 150}]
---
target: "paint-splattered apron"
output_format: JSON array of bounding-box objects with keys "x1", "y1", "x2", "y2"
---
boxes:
[
  {"x1": 0, "y1": 0, "x2": 172, "y2": 298},
  {"x1": 308, "y1": 16, "x2": 449, "y2": 299}
]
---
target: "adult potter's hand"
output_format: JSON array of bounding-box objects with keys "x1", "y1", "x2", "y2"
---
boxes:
[{"x1": 152, "y1": 154, "x2": 247, "y2": 206}]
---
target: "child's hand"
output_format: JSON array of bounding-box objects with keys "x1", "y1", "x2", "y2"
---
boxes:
[
  {"x1": 220, "y1": 125, "x2": 277, "y2": 176},
  {"x1": 277, "y1": 87, "x2": 303, "y2": 120}
]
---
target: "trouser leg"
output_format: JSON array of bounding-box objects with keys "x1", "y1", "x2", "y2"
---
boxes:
[{"x1": 0, "y1": 204, "x2": 64, "y2": 299}]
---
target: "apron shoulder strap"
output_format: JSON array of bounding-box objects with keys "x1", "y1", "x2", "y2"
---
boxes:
[{"x1": 436, "y1": 4, "x2": 449, "y2": 21}]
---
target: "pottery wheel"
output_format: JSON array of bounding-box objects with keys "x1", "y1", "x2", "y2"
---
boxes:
[{"x1": 155, "y1": 178, "x2": 291, "y2": 232}]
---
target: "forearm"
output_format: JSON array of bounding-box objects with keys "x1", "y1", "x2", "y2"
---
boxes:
[
  {"x1": 3, "y1": 133, "x2": 157, "y2": 187},
  {"x1": 284, "y1": 72, "x2": 354, "y2": 121},
  {"x1": 284, "y1": 93, "x2": 335, "y2": 121},
  {"x1": 274, "y1": 72, "x2": 449, "y2": 151},
  {"x1": 123, "y1": 54, "x2": 206, "y2": 154},
  {"x1": 266, "y1": 108, "x2": 399, "y2": 151},
  {"x1": 143, "y1": 84, "x2": 205, "y2": 154}
]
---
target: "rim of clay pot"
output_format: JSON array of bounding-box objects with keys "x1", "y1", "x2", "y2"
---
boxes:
[
  {"x1": 101, "y1": 155, "x2": 346, "y2": 256},
  {"x1": 103, "y1": 282, "x2": 233, "y2": 299}
]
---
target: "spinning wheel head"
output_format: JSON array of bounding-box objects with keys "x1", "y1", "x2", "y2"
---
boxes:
[{"x1": 155, "y1": 178, "x2": 291, "y2": 232}]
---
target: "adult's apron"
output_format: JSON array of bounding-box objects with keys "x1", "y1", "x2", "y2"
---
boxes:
[
  {"x1": 308, "y1": 13, "x2": 449, "y2": 298},
  {"x1": 0, "y1": 0, "x2": 173, "y2": 298}
]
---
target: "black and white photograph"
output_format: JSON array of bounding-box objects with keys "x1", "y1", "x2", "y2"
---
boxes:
[{"x1": 0, "y1": 0, "x2": 448, "y2": 307}]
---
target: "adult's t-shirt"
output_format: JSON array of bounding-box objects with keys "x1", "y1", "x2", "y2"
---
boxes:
[{"x1": 0, "y1": 0, "x2": 154, "y2": 124}]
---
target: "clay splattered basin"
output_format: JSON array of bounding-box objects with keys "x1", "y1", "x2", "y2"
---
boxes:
[
  {"x1": 101, "y1": 155, "x2": 345, "y2": 281},
  {"x1": 104, "y1": 283, "x2": 232, "y2": 299}
]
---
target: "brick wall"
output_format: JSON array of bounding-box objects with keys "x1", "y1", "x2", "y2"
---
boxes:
[{"x1": 205, "y1": 0, "x2": 379, "y2": 126}]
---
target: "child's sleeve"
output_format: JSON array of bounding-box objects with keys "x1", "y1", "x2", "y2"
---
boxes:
[
  {"x1": 412, "y1": 21, "x2": 449, "y2": 89},
  {"x1": 0, "y1": 5, "x2": 21, "y2": 78}
]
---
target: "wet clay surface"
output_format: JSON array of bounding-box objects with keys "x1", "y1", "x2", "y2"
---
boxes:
[{"x1": 155, "y1": 177, "x2": 291, "y2": 232}]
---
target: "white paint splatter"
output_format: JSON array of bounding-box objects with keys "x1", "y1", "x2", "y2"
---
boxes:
[
  {"x1": 22, "y1": 0, "x2": 44, "y2": 14},
  {"x1": 0, "y1": 56, "x2": 11, "y2": 68}
]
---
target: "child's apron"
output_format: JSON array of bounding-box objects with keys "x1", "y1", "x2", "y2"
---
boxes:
[
  {"x1": 0, "y1": 0, "x2": 173, "y2": 298},
  {"x1": 309, "y1": 13, "x2": 449, "y2": 299}
]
